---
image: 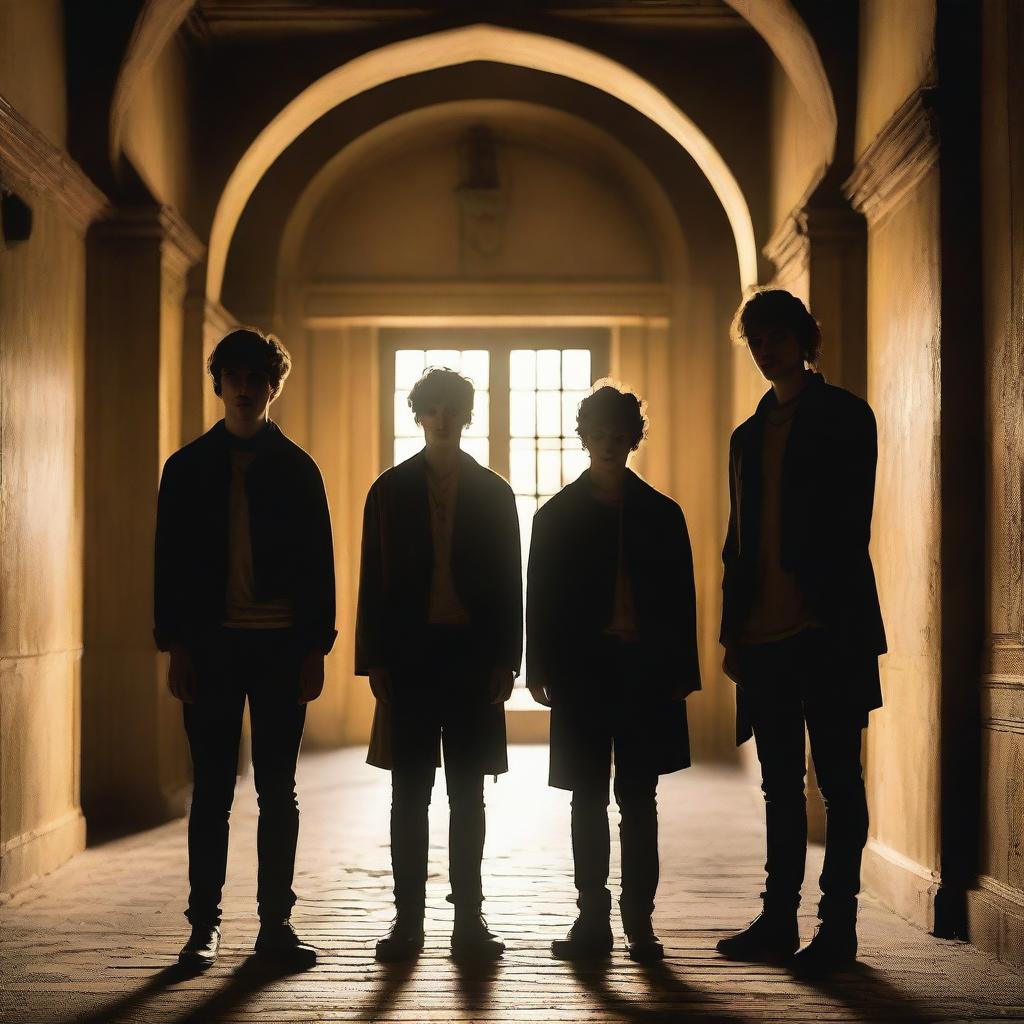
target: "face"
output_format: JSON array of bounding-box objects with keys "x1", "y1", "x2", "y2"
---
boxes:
[
  {"x1": 582, "y1": 425, "x2": 633, "y2": 472},
  {"x1": 418, "y1": 401, "x2": 467, "y2": 450},
  {"x1": 745, "y1": 325, "x2": 805, "y2": 382},
  {"x1": 220, "y1": 365, "x2": 273, "y2": 422}
]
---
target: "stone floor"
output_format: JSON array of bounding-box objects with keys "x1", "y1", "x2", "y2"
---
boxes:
[{"x1": 1, "y1": 745, "x2": 1022, "y2": 1023}]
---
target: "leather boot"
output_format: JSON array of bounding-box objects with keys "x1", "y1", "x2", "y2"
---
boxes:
[
  {"x1": 451, "y1": 905, "x2": 505, "y2": 960},
  {"x1": 375, "y1": 910, "x2": 425, "y2": 963},
  {"x1": 551, "y1": 908, "x2": 614, "y2": 960},
  {"x1": 622, "y1": 915, "x2": 664, "y2": 963},
  {"x1": 716, "y1": 907, "x2": 800, "y2": 963},
  {"x1": 255, "y1": 918, "x2": 318, "y2": 969},
  {"x1": 178, "y1": 924, "x2": 220, "y2": 970},
  {"x1": 791, "y1": 915, "x2": 857, "y2": 977}
]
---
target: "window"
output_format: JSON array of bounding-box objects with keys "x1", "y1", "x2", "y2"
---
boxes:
[{"x1": 381, "y1": 328, "x2": 609, "y2": 689}]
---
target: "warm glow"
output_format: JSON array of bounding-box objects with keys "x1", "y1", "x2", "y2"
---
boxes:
[{"x1": 207, "y1": 23, "x2": 759, "y2": 301}]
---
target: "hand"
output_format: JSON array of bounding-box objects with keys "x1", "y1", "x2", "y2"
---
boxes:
[
  {"x1": 167, "y1": 645, "x2": 197, "y2": 703},
  {"x1": 722, "y1": 645, "x2": 741, "y2": 684},
  {"x1": 528, "y1": 681, "x2": 552, "y2": 708},
  {"x1": 489, "y1": 667, "x2": 516, "y2": 704},
  {"x1": 368, "y1": 667, "x2": 392, "y2": 703},
  {"x1": 299, "y1": 651, "x2": 326, "y2": 704}
]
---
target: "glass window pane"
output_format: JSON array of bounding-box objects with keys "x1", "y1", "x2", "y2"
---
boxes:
[
  {"x1": 393, "y1": 437, "x2": 421, "y2": 466},
  {"x1": 425, "y1": 349, "x2": 460, "y2": 370},
  {"x1": 465, "y1": 390, "x2": 488, "y2": 437},
  {"x1": 395, "y1": 350, "x2": 425, "y2": 389},
  {"x1": 537, "y1": 349, "x2": 560, "y2": 389},
  {"x1": 509, "y1": 390, "x2": 536, "y2": 437},
  {"x1": 561, "y1": 349, "x2": 591, "y2": 389},
  {"x1": 562, "y1": 390, "x2": 588, "y2": 436},
  {"x1": 462, "y1": 437, "x2": 489, "y2": 466},
  {"x1": 538, "y1": 449, "x2": 560, "y2": 495},
  {"x1": 537, "y1": 436, "x2": 560, "y2": 450},
  {"x1": 510, "y1": 350, "x2": 535, "y2": 389},
  {"x1": 510, "y1": 445, "x2": 536, "y2": 495},
  {"x1": 394, "y1": 390, "x2": 419, "y2": 436},
  {"x1": 562, "y1": 446, "x2": 589, "y2": 484},
  {"x1": 537, "y1": 391, "x2": 560, "y2": 437},
  {"x1": 461, "y1": 350, "x2": 489, "y2": 391}
]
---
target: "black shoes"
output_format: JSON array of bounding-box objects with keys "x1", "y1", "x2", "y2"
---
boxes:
[
  {"x1": 551, "y1": 914, "x2": 615, "y2": 959},
  {"x1": 255, "y1": 918, "x2": 318, "y2": 970},
  {"x1": 716, "y1": 909, "x2": 800, "y2": 964},
  {"x1": 623, "y1": 918, "x2": 665, "y2": 963},
  {"x1": 451, "y1": 908, "x2": 505, "y2": 960},
  {"x1": 791, "y1": 918, "x2": 858, "y2": 977},
  {"x1": 178, "y1": 924, "x2": 220, "y2": 970},
  {"x1": 375, "y1": 912, "x2": 425, "y2": 962}
]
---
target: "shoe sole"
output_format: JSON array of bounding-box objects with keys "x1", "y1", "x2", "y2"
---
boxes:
[
  {"x1": 177, "y1": 953, "x2": 216, "y2": 971},
  {"x1": 374, "y1": 943, "x2": 424, "y2": 963},
  {"x1": 551, "y1": 945, "x2": 614, "y2": 960}
]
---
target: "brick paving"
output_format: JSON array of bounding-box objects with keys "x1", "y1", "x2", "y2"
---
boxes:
[{"x1": 1, "y1": 745, "x2": 1021, "y2": 1023}]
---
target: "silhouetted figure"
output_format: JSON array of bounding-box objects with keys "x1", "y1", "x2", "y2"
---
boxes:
[
  {"x1": 526, "y1": 385, "x2": 701, "y2": 963},
  {"x1": 356, "y1": 367, "x2": 522, "y2": 962},
  {"x1": 716, "y1": 290, "x2": 886, "y2": 977},
  {"x1": 154, "y1": 329, "x2": 335, "y2": 971}
]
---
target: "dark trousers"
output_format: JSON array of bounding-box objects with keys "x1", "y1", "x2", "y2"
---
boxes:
[
  {"x1": 183, "y1": 628, "x2": 306, "y2": 927},
  {"x1": 388, "y1": 626, "x2": 504, "y2": 914},
  {"x1": 739, "y1": 629, "x2": 869, "y2": 922},
  {"x1": 571, "y1": 773, "x2": 659, "y2": 927}
]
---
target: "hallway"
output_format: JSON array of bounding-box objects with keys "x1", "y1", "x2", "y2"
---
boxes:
[{"x1": 1, "y1": 747, "x2": 1020, "y2": 1024}]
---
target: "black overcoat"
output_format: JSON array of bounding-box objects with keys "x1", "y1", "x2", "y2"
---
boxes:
[
  {"x1": 526, "y1": 470, "x2": 701, "y2": 789},
  {"x1": 154, "y1": 420, "x2": 337, "y2": 656},
  {"x1": 355, "y1": 450, "x2": 523, "y2": 769},
  {"x1": 720, "y1": 372, "x2": 886, "y2": 743}
]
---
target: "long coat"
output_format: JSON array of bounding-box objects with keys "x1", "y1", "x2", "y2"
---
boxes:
[
  {"x1": 355, "y1": 450, "x2": 523, "y2": 770},
  {"x1": 526, "y1": 470, "x2": 701, "y2": 789},
  {"x1": 721, "y1": 372, "x2": 886, "y2": 742},
  {"x1": 154, "y1": 420, "x2": 337, "y2": 656}
]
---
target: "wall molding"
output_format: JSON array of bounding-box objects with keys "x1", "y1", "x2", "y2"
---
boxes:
[
  {"x1": 862, "y1": 839, "x2": 939, "y2": 931},
  {"x1": 763, "y1": 209, "x2": 809, "y2": 285},
  {"x1": 0, "y1": 810, "x2": 86, "y2": 896},
  {"x1": 0, "y1": 94, "x2": 109, "y2": 235},
  {"x1": 844, "y1": 86, "x2": 940, "y2": 225},
  {"x1": 967, "y1": 875, "x2": 1024, "y2": 970},
  {"x1": 92, "y1": 205, "x2": 205, "y2": 280},
  {"x1": 302, "y1": 280, "x2": 671, "y2": 324}
]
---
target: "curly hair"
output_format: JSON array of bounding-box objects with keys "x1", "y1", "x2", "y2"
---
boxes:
[
  {"x1": 407, "y1": 367, "x2": 475, "y2": 427},
  {"x1": 731, "y1": 288, "x2": 823, "y2": 366},
  {"x1": 208, "y1": 328, "x2": 292, "y2": 400},
  {"x1": 575, "y1": 383, "x2": 648, "y2": 452}
]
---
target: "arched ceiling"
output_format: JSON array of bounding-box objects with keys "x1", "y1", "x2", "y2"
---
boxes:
[
  {"x1": 109, "y1": 2, "x2": 837, "y2": 296},
  {"x1": 206, "y1": 24, "x2": 758, "y2": 296}
]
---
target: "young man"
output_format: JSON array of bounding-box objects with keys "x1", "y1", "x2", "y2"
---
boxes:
[
  {"x1": 356, "y1": 367, "x2": 522, "y2": 962},
  {"x1": 717, "y1": 290, "x2": 886, "y2": 976},
  {"x1": 526, "y1": 384, "x2": 701, "y2": 963},
  {"x1": 154, "y1": 328, "x2": 336, "y2": 971}
]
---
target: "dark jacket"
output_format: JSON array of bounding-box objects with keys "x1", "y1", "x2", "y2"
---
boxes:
[
  {"x1": 526, "y1": 469, "x2": 702, "y2": 699},
  {"x1": 721, "y1": 373, "x2": 886, "y2": 740},
  {"x1": 355, "y1": 449, "x2": 523, "y2": 676},
  {"x1": 154, "y1": 420, "x2": 337, "y2": 655}
]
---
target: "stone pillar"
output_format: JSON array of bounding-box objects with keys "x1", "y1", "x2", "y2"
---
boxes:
[{"x1": 82, "y1": 205, "x2": 204, "y2": 829}]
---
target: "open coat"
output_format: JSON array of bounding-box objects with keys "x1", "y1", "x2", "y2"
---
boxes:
[
  {"x1": 154, "y1": 420, "x2": 337, "y2": 657},
  {"x1": 355, "y1": 450, "x2": 523, "y2": 770},
  {"x1": 721, "y1": 372, "x2": 886, "y2": 743},
  {"x1": 526, "y1": 470, "x2": 701, "y2": 788}
]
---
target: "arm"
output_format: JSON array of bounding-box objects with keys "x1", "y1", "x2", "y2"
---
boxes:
[
  {"x1": 525, "y1": 507, "x2": 556, "y2": 704},
  {"x1": 301, "y1": 460, "x2": 338, "y2": 656},
  {"x1": 153, "y1": 456, "x2": 185, "y2": 653},
  {"x1": 355, "y1": 483, "x2": 387, "y2": 678},
  {"x1": 497, "y1": 483, "x2": 524, "y2": 676},
  {"x1": 672, "y1": 505, "x2": 702, "y2": 699}
]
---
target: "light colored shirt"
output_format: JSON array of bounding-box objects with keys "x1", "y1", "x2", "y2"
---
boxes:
[
  {"x1": 605, "y1": 503, "x2": 640, "y2": 641},
  {"x1": 223, "y1": 449, "x2": 294, "y2": 629},
  {"x1": 426, "y1": 463, "x2": 469, "y2": 625},
  {"x1": 741, "y1": 399, "x2": 815, "y2": 644}
]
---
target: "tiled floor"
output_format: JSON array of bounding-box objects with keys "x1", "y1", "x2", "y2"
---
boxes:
[{"x1": 1, "y1": 746, "x2": 1021, "y2": 1023}]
